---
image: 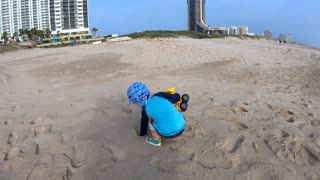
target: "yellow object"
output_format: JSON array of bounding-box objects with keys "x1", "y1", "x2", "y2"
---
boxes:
[
  {"x1": 164, "y1": 87, "x2": 175, "y2": 94},
  {"x1": 175, "y1": 98, "x2": 183, "y2": 112}
]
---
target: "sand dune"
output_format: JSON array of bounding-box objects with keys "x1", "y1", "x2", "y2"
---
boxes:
[{"x1": 0, "y1": 37, "x2": 320, "y2": 180}]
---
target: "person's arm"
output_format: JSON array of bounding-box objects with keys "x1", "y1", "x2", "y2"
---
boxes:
[{"x1": 139, "y1": 108, "x2": 148, "y2": 136}]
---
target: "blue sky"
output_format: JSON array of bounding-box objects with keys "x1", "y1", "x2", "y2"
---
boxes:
[{"x1": 89, "y1": 0, "x2": 320, "y2": 48}]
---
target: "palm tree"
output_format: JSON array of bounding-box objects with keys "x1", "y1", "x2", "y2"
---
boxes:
[
  {"x1": 37, "y1": 30, "x2": 44, "y2": 44},
  {"x1": 27, "y1": 29, "x2": 32, "y2": 40},
  {"x1": 19, "y1": 29, "x2": 24, "y2": 37},
  {"x1": 45, "y1": 28, "x2": 51, "y2": 38},
  {"x1": 91, "y1": 27, "x2": 98, "y2": 38},
  {"x1": 1, "y1": 32, "x2": 9, "y2": 45},
  {"x1": 22, "y1": 29, "x2": 30, "y2": 39},
  {"x1": 19, "y1": 29, "x2": 25, "y2": 41},
  {"x1": 13, "y1": 32, "x2": 18, "y2": 42},
  {"x1": 28, "y1": 28, "x2": 38, "y2": 45}
]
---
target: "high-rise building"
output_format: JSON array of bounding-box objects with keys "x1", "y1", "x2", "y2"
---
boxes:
[
  {"x1": 279, "y1": 34, "x2": 286, "y2": 41},
  {"x1": 238, "y1": 27, "x2": 248, "y2": 35},
  {"x1": 229, "y1": 26, "x2": 238, "y2": 35},
  {"x1": 264, "y1": 30, "x2": 272, "y2": 39},
  {"x1": 0, "y1": 0, "x2": 89, "y2": 37},
  {"x1": 187, "y1": 0, "x2": 209, "y2": 32},
  {"x1": 287, "y1": 34, "x2": 293, "y2": 43},
  {"x1": 49, "y1": 0, "x2": 89, "y2": 35}
]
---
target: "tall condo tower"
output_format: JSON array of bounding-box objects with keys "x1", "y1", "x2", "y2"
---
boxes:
[
  {"x1": 0, "y1": 0, "x2": 89, "y2": 37},
  {"x1": 187, "y1": 0, "x2": 209, "y2": 32}
]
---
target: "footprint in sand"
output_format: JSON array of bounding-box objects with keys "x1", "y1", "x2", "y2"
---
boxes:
[
  {"x1": 264, "y1": 130, "x2": 320, "y2": 165},
  {"x1": 34, "y1": 125, "x2": 53, "y2": 137},
  {"x1": 168, "y1": 138, "x2": 186, "y2": 151},
  {"x1": 63, "y1": 165, "x2": 74, "y2": 180},
  {"x1": 102, "y1": 143, "x2": 127, "y2": 162},
  {"x1": 302, "y1": 146, "x2": 320, "y2": 165},
  {"x1": 95, "y1": 144, "x2": 117, "y2": 171},
  {"x1": 26, "y1": 163, "x2": 48, "y2": 180},
  {"x1": 64, "y1": 145, "x2": 86, "y2": 168},
  {"x1": 258, "y1": 102, "x2": 273, "y2": 110},
  {"x1": 231, "y1": 105, "x2": 249, "y2": 114},
  {"x1": 175, "y1": 162, "x2": 198, "y2": 176},
  {"x1": 7, "y1": 131, "x2": 18, "y2": 144},
  {"x1": 225, "y1": 120, "x2": 248, "y2": 130},
  {"x1": 182, "y1": 124, "x2": 196, "y2": 138},
  {"x1": 30, "y1": 116, "x2": 51, "y2": 125},
  {"x1": 197, "y1": 152, "x2": 232, "y2": 169},
  {"x1": 273, "y1": 108, "x2": 295, "y2": 123},
  {"x1": 311, "y1": 119, "x2": 320, "y2": 128},
  {"x1": 224, "y1": 135, "x2": 246, "y2": 153},
  {"x1": 182, "y1": 137, "x2": 233, "y2": 170},
  {"x1": 150, "y1": 156, "x2": 176, "y2": 174},
  {"x1": 4, "y1": 145, "x2": 20, "y2": 161},
  {"x1": 194, "y1": 127, "x2": 214, "y2": 138},
  {"x1": 308, "y1": 113, "x2": 317, "y2": 118},
  {"x1": 4, "y1": 118, "x2": 13, "y2": 125},
  {"x1": 236, "y1": 164, "x2": 295, "y2": 180}
]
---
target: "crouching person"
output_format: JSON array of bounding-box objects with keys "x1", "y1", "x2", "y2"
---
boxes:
[{"x1": 127, "y1": 82, "x2": 186, "y2": 147}]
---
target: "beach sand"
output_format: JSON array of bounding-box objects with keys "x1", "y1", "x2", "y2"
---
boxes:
[{"x1": 1, "y1": 37, "x2": 320, "y2": 180}]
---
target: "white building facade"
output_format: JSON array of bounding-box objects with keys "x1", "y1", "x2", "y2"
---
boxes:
[
  {"x1": 238, "y1": 26, "x2": 248, "y2": 35},
  {"x1": 0, "y1": 0, "x2": 89, "y2": 37},
  {"x1": 229, "y1": 26, "x2": 238, "y2": 35},
  {"x1": 287, "y1": 34, "x2": 293, "y2": 43},
  {"x1": 50, "y1": 0, "x2": 89, "y2": 35}
]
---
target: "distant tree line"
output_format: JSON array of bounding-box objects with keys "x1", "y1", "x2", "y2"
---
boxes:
[{"x1": 1, "y1": 28, "x2": 51, "y2": 46}]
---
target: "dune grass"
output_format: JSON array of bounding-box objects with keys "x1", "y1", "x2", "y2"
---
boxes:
[
  {"x1": 0, "y1": 44, "x2": 26, "y2": 54},
  {"x1": 126, "y1": 30, "x2": 224, "y2": 39}
]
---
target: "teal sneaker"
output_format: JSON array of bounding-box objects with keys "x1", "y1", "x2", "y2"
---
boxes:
[{"x1": 146, "y1": 137, "x2": 161, "y2": 147}]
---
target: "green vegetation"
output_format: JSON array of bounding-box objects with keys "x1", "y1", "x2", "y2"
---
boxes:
[
  {"x1": 126, "y1": 30, "x2": 224, "y2": 39},
  {"x1": 39, "y1": 43, "x2": 71, "y2": 49},
  {"x1": 1, "y1": 32, "x2": 9, "y2": 44},
  {"x1": 38, "y1": 38, "x2": 105, "y2": 48},
  {"x1": 242, "y1": 35, "x2": 264, "y2": 40},
  {"x1": 91, "y1": 27, "x2": 98, "y2": 38},
  {"x1": 0, "y1": 44, "x2": 27, "y2": 54}
]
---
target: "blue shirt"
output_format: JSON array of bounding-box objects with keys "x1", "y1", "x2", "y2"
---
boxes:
[{"x1": 145, "y1": 96, "x2": 186, "y2": 136}]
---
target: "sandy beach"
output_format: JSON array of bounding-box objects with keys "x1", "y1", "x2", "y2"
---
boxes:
[{"x1": 1, "y1": 37, "x2": 320, "y2": 180}]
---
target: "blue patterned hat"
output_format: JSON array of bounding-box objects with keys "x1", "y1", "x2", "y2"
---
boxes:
[{"x1": 127, "y1": 82, "x2": 152, "y2": 106}]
